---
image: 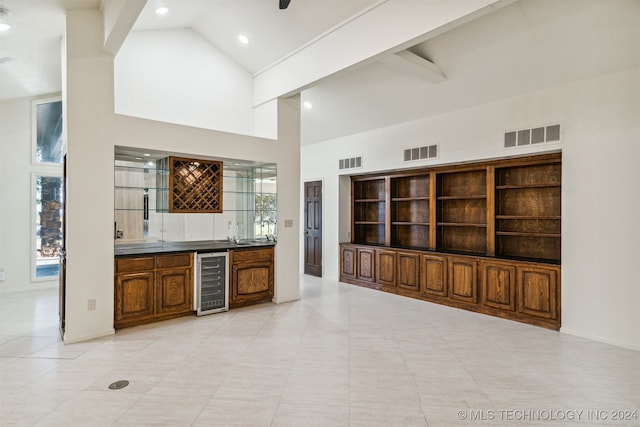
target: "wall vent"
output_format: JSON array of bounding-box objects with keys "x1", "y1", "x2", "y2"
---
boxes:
[
  {"x1": 403, "y1": 144, "x2": 438, "y2": 162},
  {"x1": 339, "y1": 156, "x2": 362, "y2": 170},
  {"x1": 505, "y1": 124, "x2": 561, "y2": 148}
]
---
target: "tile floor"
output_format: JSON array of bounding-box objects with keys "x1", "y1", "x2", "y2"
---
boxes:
[{"x1": 0, "y1": 276, "x2": 638, "y2": 426}]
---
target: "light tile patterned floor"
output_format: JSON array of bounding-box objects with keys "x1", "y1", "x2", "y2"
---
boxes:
[{"x1": 0, "y1": 276, "x2": 638, "y2": 426}]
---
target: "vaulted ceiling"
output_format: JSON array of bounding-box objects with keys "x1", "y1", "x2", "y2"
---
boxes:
[{"x1": 1, "y1": 0, "x2": 638, "y2": 145}]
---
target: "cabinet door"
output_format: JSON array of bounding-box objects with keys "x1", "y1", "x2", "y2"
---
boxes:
[
  {"x1": 517, "y1": 265, "x2": 559, "y2": 320},
  {"x1": 397, "y1": 251, "x2": 420, "y2": 291},
  {"x1": 356, "y1": 248, "x2": 375, "y2": 282},
  {"x1": 231, "y1": 260, "x2": 274, "y2": 305},
  {"x1": 115, "y1": 272, "x2": 155, "y2": 327},
  {"x1": 156, "y1": 267, "x2": 193, "y2": 315},
  {"x1": 376, "y1": 249, "x2": 396, "y2": 286},
  {"x1": 480, "y1": 261, "x2": 516, "y2": 311},
  {"x1": 420, "y1": 254, "x2": 447, "y2": 297},
  {"x1": 340, "y1": 245, "x2": 357, "y2": 280},
  {"x1": 448, "y1": 256, "x2": 478, "y2": 303}
]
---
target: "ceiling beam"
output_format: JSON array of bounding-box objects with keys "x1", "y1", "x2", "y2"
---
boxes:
[
  {"x1": 102, "y1": 0, "x2": 147, "y2": 56},
  {"x1": 253, "y1": 0, "x2": 515, "y2": 106},
  {"x1": 378, "y1": 51, "x2": 446, "y2": 83}
]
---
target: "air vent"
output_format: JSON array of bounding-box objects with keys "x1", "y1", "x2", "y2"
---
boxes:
[
  {"x1": 505, "y1": 124, "x2": 561, "y2": 148},
  {"x1": 404, "y1": 144, "x2": 438, "y2": 162},
  {"x1": 339, "y1": 156, "x2": 362, "y2": 170}
]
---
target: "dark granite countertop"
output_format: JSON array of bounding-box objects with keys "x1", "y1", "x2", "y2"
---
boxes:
[{"x1": 114, "y1": 239, "x2": 276, "y2": 257}]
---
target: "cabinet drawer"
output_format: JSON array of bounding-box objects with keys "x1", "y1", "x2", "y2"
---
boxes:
[
  {"x1": 232, "y1": 248, "x2": 274, "y2": 263},
  {"x1": 115, "y1": 257, "x2": 155, "y2": 273},
  {"x1": 156, "y1": 253, "x2": 192, "y2": 269}
]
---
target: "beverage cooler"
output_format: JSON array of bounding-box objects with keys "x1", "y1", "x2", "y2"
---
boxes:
[{"x1": 195, "y1": 252, "x2": 229, "y2": 315}]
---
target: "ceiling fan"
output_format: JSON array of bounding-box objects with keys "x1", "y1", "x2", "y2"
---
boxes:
[{"x1": 279, "y1": 0, "x2": 291, "y2": 9}]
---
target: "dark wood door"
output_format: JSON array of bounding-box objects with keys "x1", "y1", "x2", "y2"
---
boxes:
[
  {"x1": 356, "y1": 248, "x2": 375, "y2": 282},
  {"x1": 304, "y1": 181, "x2": 322, "y2": 277}
]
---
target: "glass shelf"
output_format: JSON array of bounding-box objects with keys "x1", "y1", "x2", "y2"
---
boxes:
[{"x1": 114, "y1": 150, "x2": 277, "y2": 244}]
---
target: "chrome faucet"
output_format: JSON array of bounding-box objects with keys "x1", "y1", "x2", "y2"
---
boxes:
[
  {"x1": 227, "y1": 221, "x2": 234, "y2": 242},
  {"x1": 233, "y1": 221, "x2": 243, "y2": 243}
]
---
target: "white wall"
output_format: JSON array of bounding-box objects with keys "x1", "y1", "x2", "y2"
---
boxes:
[
  {"x1": 302, "y1": 68, "x2": 640, "y2": 350},
  {"x1": 114, "y1": 29, "x2": 254, "y2": 136},
  {"x1": 63, "y1": 10, "x2": 300, "y2": 343},
  {"x1": 0, "y1": 98, "x2": 60, "y2": 293}
]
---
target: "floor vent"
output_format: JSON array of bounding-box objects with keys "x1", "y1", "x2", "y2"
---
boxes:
[
  {"x1": 504, "y1": 124, "x2": 561, "y2": 148},
  {"x1": 404, "y1": 144, "x2": 438, "y2": 162},
  {"x1": 339, "y1": 156, "x2": 362, "y2": 170}
]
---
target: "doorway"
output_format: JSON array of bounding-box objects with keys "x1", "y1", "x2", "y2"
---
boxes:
[{"x1": 304, "y1": 180, "x2": 322, "y2": 277}]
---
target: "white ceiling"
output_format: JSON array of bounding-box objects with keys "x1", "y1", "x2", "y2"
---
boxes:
[{"x1": 1, "y1": 0, "x2": 638, "y2": 145}]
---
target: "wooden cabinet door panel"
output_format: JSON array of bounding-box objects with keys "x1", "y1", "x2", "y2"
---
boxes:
[
  {"x1": 420, "y1": 255, "x2": 447, "y2": 297},
  {"x1": 156, "y1": 268, "x2": 193, "y2": 315},
  {"x1": 480, "y1": 261, "x2": 516, "y2": 311},
  {"x1": 448, "y1": 256, "x2": 478, "y2": 303},
  {"x1": 341, "y1": 246, "x2": 357, "y2": 280},
  {"x1": 376, "y1": 250, "x2": 396, "y2": 286},
  {"x1": 232, "y1": 261, "x2": 274, "y2": 304},
  {"x1": 115, "y1": 272, "x2": 155, "y2": 324},
  {"x1": 397, "y1": 251, "x2": 420, "y2": 291},
  {"x1": 356, "y1": 248, "x2": 375, "y2": 282},
  {"x1": 517, "y1": 266, "x2": 558, "y2": 320}
]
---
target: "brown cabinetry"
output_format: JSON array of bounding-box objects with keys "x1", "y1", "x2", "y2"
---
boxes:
[
  {"x1": 420, "y1": 254, "x2": 447, "y2": 297},
  {"x1": 480, "y1": 260, "x2": 516, "y2": 312},
  {"x1": 114, "y1": 253, "x2": 194, "y2": 329},
  {"x1": 230, "y1": 247, "x2": 274, "y2": 308},
  {"x1": 397, "y1": 251, "x2": 420, "y2": 291},
  {"x1": 376, "y1": 249, "x2": 396, "y2": 286},
  {"x1": 340, "y1": 245, "x2": 357, "y2": 280},
  {"x1": 517, "y1": 265, "x2": 559, "y2": 320},
  {"x1": 448, "y1": 256, "x2": 478, "y2": 304},
  {"x1": 340, "y1": 149, "x2": 562, "y2": 330},
  {"x1": 356, "y1": 247, "x2": 375, "y2": 283},
  {"x1": 340, "y1": 243, "x2": 560, "y2": 329}
]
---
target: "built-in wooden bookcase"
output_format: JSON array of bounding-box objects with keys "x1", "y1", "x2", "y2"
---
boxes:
[
  {"x1": 390, "y1": 174, "x2": 430, "y2": 248},
  {"x1": 352, "y1": 177, "x2": 386, "y2": 245},
  {"x1": 495, "y1": 161, "x2": 561, "y2": 262},
  {"x1": 344, "y1": 152, "x2": 561, "y2": 330},
  {"x1": 436, "y1": 169, "x2": 487, "y2": 254},
  {"x1": 349, "y1": 152, "x2": 560, "y2": 263}
]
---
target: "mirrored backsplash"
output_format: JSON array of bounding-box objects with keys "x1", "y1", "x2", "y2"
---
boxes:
[{"x1": 114, "y1": 147, "x2": 276, "y2": 245}]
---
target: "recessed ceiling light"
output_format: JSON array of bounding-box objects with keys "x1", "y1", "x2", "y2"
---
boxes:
[
  {"x1": 303, "y1": 101, "x2": 313, "y2": 109},
  {"x1": 155, "y1": 6, "x2": 169, "y2": 15},
  {"x1": 143, "y1": 153, "x2": 151, "y2": 157},
  {"x1": 0, "y1": 23, "x2": 10, "y2": 32},
  {"x1": 238, "y1": 34, "x2": 249, "y2": 45}
]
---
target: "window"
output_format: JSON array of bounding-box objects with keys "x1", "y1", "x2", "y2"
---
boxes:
[
  {"x1": 31, "y1": 95, "x2": 64, "y2": 281},
  {"x1": 34, "y1": 175, "x2": 63, "y2": 279},
  {"x1": 32, "y1": 97, "x2": 63, "y2": 164}
]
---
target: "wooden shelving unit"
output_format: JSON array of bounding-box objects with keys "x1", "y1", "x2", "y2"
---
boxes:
[
  {"x1": 352, "y1": 177, "x2": 386, "y2": 245},
  {"x1": 343, "y1": 152, "x2": 562, "y2": 330},
  {"x1": 436, "y1": 169, "x2": 487, "y2": 254},
  {"x1": 167, "y1": 156, "x2": 223, "y2": 213},
  {"x1": 495, "y1": 162, "x2": 561, "y2": 261},
  {"x1": 390, "y1": 174, "x2": 430, "y2": 248}
]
